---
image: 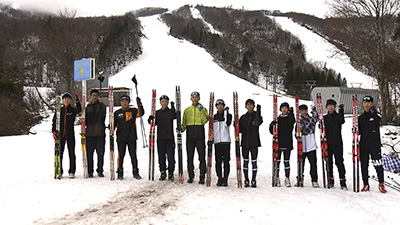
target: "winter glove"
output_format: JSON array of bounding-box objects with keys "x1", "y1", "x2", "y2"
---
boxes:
[
  {"x1": 338, "y1": 104, "x2": 344, "y2": 110},
  {"x1": 198, "y1": 104, "x2": 203, "y2": 111},
  {"x1": 310, "y1": 102, "x2": 315, "y2": 109},
  {"x1": 52, "y1": 131, "x2": 59, "y2": 140},
  {"x1": 75, "y1": 93, "x2": 80, "y2": 102},
  {"x1": 147, "y1": 115, "x2": 155, "y2": 124},
  {"x1": 256, "y1": 104, "x2": 261, "y2": 112},
  {"x1": 136, "y1": 97, "x2": 141, "y2": 105},
  {"x1": 371, "y1": 106, "x2": 376, "y2": 114},
  {"x1": 289, "y1": 107, "x2": 294, "y2": 114}
]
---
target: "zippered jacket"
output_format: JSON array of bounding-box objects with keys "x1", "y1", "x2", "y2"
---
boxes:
[
  {"x1": 114, "y1": 103, "x2": 145, "y2": 142},
  {"x1": 239, "y1": 110, "x2": 263, "y2": 148},
  {"x1": 213, "y1": 109, "x2": 232, "y2": 144},
  {"x1": 181, "y1": 103, "x2": 209, "y2": 139},
  {"x1": 52, "y1": 102, "x2": 81, "y2": 139}
]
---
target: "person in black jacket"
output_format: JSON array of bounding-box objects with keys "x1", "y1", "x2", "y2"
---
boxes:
[
  {"x1": 85, "y1": 89, "x2": 106, "y2": 178},
  {"x1": 269, "y1": 102, "x2": 295, "y2": 187},
  {"x1": 324, "y1": 99, "x2": 347, "y2": 190},
  {"x1": 52, "y1": 92, "x2": 81, "y2": 178},
  {"x1": 148, "y1": 95, "x2": 177, "y2": 181},
  {"x1": 358, "y1": 95, "x2": 386, "y2": 193},
  {"x1": 239, "y1": 99, "x2": 263, "y2": 188},
  {"x1": 114, "y1": 95, "x2": 145, "y2": 180}
]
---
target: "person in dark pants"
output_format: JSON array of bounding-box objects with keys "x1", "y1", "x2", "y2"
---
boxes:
[
  {"x1": 52, "y1": 92, "x2": 81, "y2": 178},
  {"x1": 85, "y1": 89, "x2": 106, "y2": 178},
  {"x1": 239, "y1": 99, "x2": 263, "y2": 188},
  {"x1": 181, "y1": 91, "x2": 209, "y2": 184},
  {"x1": 213, "y1": 99, "x2": 232, "y2": 187},
  {"x1": 299, "y1": 104, "x2": 319, "y2": 188},
  {"x1": 114, "y1": 95, "x2": 145, "y2": 180},
  {"x1": 269, "y1": 102, "x2": 295, "y2": 187},
  {"x1": 324, "y1": 99, "x2": 347, "y2": 190},
  {"x1": 148, "y1": 95, "x2": 177, "y2": 181},
  {"x1": 358, "y1": 95, "x2": 386, "y2": 193}
]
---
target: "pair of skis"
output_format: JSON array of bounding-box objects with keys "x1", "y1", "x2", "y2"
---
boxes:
[
  {"x1": 352, "y1": 95, "x2": 360, "y2": 192},
  {"x1": 272, "y1": 94, "x2": 279, "y2": 187},
  {"x1": 295, "y1": 97, "x2": 304, "y2": 187},
  {"x1": 316, "y1": 93, "x2": 330, "y2": 188},
  {"x1": 148, "y1": 90, "x2": 157, "y2": 180},
  {"x1": 176, "y1": 86, "x2": 184, "y2": 184},
  {"x1": 206, "y1": 93, "x2": 215, "y2": 186},
  {"x1": 54, "y1": 96, "x2": 62, "y2": 179},
  {"x1": 109, "y1": 86, "x2": 115, "y2": 180}
]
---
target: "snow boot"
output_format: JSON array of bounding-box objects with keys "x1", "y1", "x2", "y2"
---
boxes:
[
  {"x1": 199, "y1": 174, "x2": 205, "y2": 184},
  {"x1": 222, "y1": 178, "x2": 228, "y2": 187},
  {"x1": 187, "y1": 177, "x2": 194, "y2": 183},
  {"x1": 328, "y1": 177, "x2": 334, "y2": 188},
  {"x1": 133, "y1": 169, "x2": 142, "y2": 180},
  {"x1": 285, "y1": 177, "x2": 291, "y2": 187},
  {"x1": 217, "y1": 177, "x2": 223, "y2": 186},
  {"x1": 244, "y1": 179, "x2": 250, "y2": 188},
  {"x1": 159, "y1": 172, "x2": 167, "y2": 181},
  {"x1": 168, "y1": 172, "x2": 174, "y2": 181},
  {"x1": 379, "y1": 182, "x2": 387, "y2": 193},
  {"x1": 312, "y1": 182, "x2": 320, "y2": 188},
  {"x1": 97, "y1": 172, "x2": 104, "y2": 178},
  {"x1": 340, "y1": 179, "x2": 347, "y2": 191},
  {"x1": 69, "y1": 173, "x2": 75, "y2": 179},
  {"x1": 251, "y1": 180, "x2": 257, "y2": 188},
  {"x1": 275, "y1": 178, "x2": 281, "y2": 187},
  {"x1": 361, "y1": 184, "x2": 370, "y2": 192}
]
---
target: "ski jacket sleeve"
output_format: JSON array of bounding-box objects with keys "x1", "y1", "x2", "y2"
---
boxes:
[
  {"x1": 137, "y1": 102, "x2": 145, "y2": 117},
  {"x1": 225, "y1": 112, "x2": 232, "y2": 126},
  {"x1": 255, "y1": 110, "x2": 263, "y2": 126},
  {"x1": 181, "y1": 104, "x2": 209, "y2": 132},
  {"x1": 74, "y1": 101, "x2": 82, "y2": 115},
  {"x1": 339, "y1": 107, "x2": 345, "y2": 125},
  {"x1": 269, "y1": 121, "x2": 274, "y2": 135},
  {"x1": 51, "y1": 112, "x2": 56, "y2": 132},
  {"x1": 310, "y1": 106, "x2": 318, "y2": 126}
]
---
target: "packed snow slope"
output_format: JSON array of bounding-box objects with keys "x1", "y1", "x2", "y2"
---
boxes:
[{"x1": 0, "y1": 14, "x2": 399, "y2": 225}]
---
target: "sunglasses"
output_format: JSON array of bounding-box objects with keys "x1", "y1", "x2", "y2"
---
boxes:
[
  {"x1": 363, "y1": 96, "x2": 372, "y2": 101},
  {"x1": 160, "y1": 95, "x2": 169, "y2": 100},
  {"x1": 191, "y1": 91, "x2": 200, "y2": 96}
]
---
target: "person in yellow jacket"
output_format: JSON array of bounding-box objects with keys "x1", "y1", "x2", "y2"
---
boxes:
[{"x1": 181, "y1": 91, "x2": 209, "y2": 184}]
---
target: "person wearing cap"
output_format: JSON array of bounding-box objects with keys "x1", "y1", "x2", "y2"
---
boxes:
[
  {"x1": 239, "y1": 99, "x2": 263, "y2": 188},
  {"x1": 324, "y1": 99, "x2": 347, "y2": 190},
  {"x1": 181, "y1": 91, "x2": 209, "y2": 184},
  {"x1": 85, "y1": 89, "x2": 106, "y2": 178},
  {"x1": 147, "y1": 95, "x2": 177, "y2": 181},
  {"x1": 52, "y1": 92, "x2": 82, "y2": 179},
  {"x1": 114, "y1": 94, "x2": 145, "y2": 180},
  {"x1": 298, "y1": 103, "x2": 319, "y2": 188},
  {"x1": 358, "y1": 95, "x2": 387, "y2": 193},
  {"x1": 213, "y1": 99, "x2": 232, "y2": 186},
  {"x1": 269, "y1": 102, "x2": 295, "y2": 187}
]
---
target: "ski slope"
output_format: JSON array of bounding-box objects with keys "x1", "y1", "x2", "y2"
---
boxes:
[{"x1": 1, "y1": 12, "x2": 399, "y2": 225}]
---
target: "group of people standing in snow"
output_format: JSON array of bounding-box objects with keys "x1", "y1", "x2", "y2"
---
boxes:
[{"x1": 52, "y1": 91, "x2": 387, "y2": 193}]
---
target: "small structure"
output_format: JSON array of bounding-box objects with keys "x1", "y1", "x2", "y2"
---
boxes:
[
  {"x1": 91, "y1": 87, "x2": 131, "y2": 107},
  {"x1": 310, "y1": 87, "x2": 380, "y2": 114}
]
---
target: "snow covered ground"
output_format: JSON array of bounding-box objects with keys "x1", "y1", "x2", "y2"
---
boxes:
[{"x1": 1, "y1": 10, "x2": 399, "y2": 225}]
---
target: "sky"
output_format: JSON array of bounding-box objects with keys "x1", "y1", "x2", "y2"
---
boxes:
[{"x1": 0, "y1": 0, "x2": 331, "y2": 18}]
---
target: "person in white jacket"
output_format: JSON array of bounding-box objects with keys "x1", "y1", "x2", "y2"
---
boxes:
[
  {"x1": 299, "y1": 104, "x2": 319, "y2": 188},
  {"x1": 213, "y1": 99, "x2": 232, "y2": 187}
]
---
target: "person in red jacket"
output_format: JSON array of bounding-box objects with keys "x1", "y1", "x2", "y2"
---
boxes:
[{"x1": 52, "y1": 92, "x2": 81, "y2": 178}]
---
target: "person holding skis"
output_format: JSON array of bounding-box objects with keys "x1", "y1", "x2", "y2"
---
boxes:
[
  {"x1": 239, "y1": 99, "x2": 263, "y2": 188},
  {"x1": 52, "y1": 92, "x2": 82, "y2": 179},
  {"x1": 269, "y1": 102, "x2": 295, "y2": 187},
  {"x1": 147, "y1": 95, "x2": 177, "y2": 181},
  {"x1": 181, "y1": 91, "x2": 209, "y2": 184},
  {"x1": 358, "y1": 95, "x2": 386, "y2": 193},
  {"x1": 213, "y1": 99, "x2": 232, "y2": 187},
  {"x1": 114, "y1": 95, "x2": 145, "y2": 180},
  {"x1": 84, "y1": 89, "x2": 106, "y2": 178},
  {"x1": 298, "y1": 104, "x2": 319, "y2": 188},
  {"x1": 324, "y1": 99, "x2": 347, "y2": 190}
]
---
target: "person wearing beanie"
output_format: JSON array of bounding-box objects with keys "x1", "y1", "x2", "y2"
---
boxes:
[
  {"x1": 147, "y1": 95, "x2": 177, "y2": 181},
  {"x1": 239, "y1": 99, "x2": 263, "y2": 188},
  {"x1": 269, "y1": 102, "x2": 295, "y2": 187},
  {"x1": 358, "y1": 95, "x2": 386, "y2": 193},
  {"x1": 213, "y1": 99, "x2": 232, "y2": 186},
  {"x1": 297, "y1": 103, "x2": 319, "y2": 188},
  {"x1": 181, "y1": 91, "x2": 209, "y2": 184},
  {"x1": 85, "y1": 89, "x2": 106, "y2": 178},
  {"x1": 114, "y1": 94, "x2": 145, "y2": 180},
  {"x1": 324, "y1": 99, "x2": 347, "y2": 190},
  {"x1": 52, "y1": 92, "x2": 82, "y2": 178}
]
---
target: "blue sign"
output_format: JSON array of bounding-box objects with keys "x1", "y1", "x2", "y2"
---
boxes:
[{"x1": 74, "y1": 58, "x2": 95, "y2": 81}]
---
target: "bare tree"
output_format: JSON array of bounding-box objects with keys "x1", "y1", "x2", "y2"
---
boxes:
[{"x1": 327, "y1": 0, "x2": 400, "y2": 124}]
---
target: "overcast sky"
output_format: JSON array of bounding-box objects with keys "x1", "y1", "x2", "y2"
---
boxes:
[{"x1": 0, "y1": 0, "x2": 330, "y2": 18}]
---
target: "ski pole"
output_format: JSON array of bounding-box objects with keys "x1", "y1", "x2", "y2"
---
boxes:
[{"x1": 132, "y1": 75, "x2": 148, "y2": 148}]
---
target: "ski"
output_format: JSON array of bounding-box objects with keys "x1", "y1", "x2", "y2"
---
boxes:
[
  {"x1": 352, "y1": 95, "x2": 360, "y2": 192},
  {"x1": 80, "y1": 81, "x2": 89, "y2": 179},
  {"x1": 295, "y1": 97, "x2": 304, "y2": 187},
  {"x1": 233, "y1": 91, "x2": 242, "y2": 188},
  {"x1": 371, "y1": 175, "x2": 400, "y2": 192},
  {"x1": 109, "y1": 85, "x2": 115, "y2": 180},
  {"x1": 272, "y1": 94, "x2": 279, "y2": 187},
  {"x1": 176, "y1": 86, "x2": 184, "y2": 184},
  {"x1": 316, "y1": 93, "x2": 329, "y2": 188},
  {"x1": 149, "y1": 89, "x2": 156, "y2": 181},
  {"x1": 206, "y1": 92, "x2": 215, "y2": 186},
  {"x1": 54, "y1": 95, "x2": 62, "y2": 179},
  {"x1": 388, "y1": 176, "x2": 400, "y2": 187}
]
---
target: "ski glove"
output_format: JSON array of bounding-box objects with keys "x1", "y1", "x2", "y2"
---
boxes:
[
  {"x1": 52, "y1": 131, "x2": 59, "y2": 140},
  {"x1": 339, "y1": 104, "x2": 344, "y2": 110},
  {"x1": 148, "y1": 115, "x2": 155, "y2": 124},
  {"x1": 256, "y1": 104, "x2": 261, "y2": 112},
  {"x1": 170, "y1": 101, "x2": 175, "y2": 109},
  {"x1": 198, "y1": 104, "x2": 203, "y2": 111},
  {"x1": 136, "y1": 97, "x2": 141, "y2": 105},
  {"x1": 289, "y1": 107, "x2": 294, "y2": 114},
  {"x1": 75, "y1": 93, "x2": 80, "y2": 101}
]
